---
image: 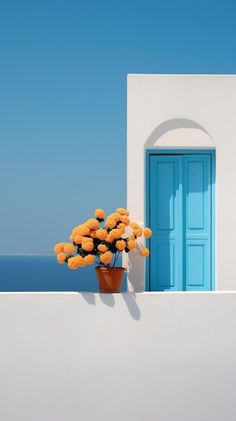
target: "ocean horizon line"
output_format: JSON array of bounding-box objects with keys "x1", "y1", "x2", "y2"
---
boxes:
[{"x1": 0, "y1": 253, "x2": 55, "y2": 256}]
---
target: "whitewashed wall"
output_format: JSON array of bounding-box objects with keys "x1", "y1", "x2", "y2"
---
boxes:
[
  {"x1": 127, "y1": 74, "x2": 236, "y2": 291},
  {"x1": 0, "y1": 292, "x2": 236, "y2": 421}
]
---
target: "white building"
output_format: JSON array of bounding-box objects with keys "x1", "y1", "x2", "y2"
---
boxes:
[{"x1": 127, "y1": 74, "x2": 236, "y2": 292}]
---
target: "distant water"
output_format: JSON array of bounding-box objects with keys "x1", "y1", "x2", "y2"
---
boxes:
[{"x1": 0, "y1": 255, "x2": 127, "y2": 292}]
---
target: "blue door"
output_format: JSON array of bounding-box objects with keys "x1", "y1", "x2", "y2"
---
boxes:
[{"x1": 149, "y1": 153, "x2": 214, "y2": 291}]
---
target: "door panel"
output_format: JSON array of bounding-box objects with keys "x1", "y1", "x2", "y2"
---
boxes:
[
  {"x1": 156, "y1": 161, "x2": 175, "y2": 231},
  {"x1": 149, "y1": 153, "x2": 212, "y2": 291},
  {"x1": 186, "y1": 160, "x2": 205, "y2": 229},
  {"x1": 185, "y1": 240, "x2": 210, "y2": 289},
  {"x1": 183, "y1": 155, "x2": 211, "y2": 291},
  {"x1": 150, "y1": 156, "x2": 183, "y2": 291}
]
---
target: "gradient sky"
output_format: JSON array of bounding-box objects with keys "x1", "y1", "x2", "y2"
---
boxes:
[{"x1": 1, "y1": 0, "x2": 236, "y2": 254}]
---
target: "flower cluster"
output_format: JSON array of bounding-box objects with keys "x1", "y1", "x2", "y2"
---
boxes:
[{"x1": 54, "y1": 208, "x2": 152, "y2": 270}]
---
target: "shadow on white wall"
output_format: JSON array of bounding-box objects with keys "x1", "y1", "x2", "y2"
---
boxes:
[
  {"x1": 81, "y1": 291, "x2": 141, "y2": 320},
  {"x1": 145, "y1": 118, "x2": 215, "y2": 148}
]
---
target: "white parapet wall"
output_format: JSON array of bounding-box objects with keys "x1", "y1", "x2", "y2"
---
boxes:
[{"x1": 0, "y1": 292, "x2": 236, "y2": 421}]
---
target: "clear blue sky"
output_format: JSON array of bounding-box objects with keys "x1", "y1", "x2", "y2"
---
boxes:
[{"x1": 1, "y1": 0, "x2": 235, "y2": 254}]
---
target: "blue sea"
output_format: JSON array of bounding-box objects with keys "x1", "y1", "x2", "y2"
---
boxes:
[{"x1": 0, "y1": 255, "x2": 127, "y2": 292}]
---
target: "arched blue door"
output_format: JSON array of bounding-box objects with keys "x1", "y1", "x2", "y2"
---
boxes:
[{"x1": 147, "y1": 151, "x2": 215, "y2": 291}]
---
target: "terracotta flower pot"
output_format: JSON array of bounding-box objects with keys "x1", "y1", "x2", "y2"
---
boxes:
[{"x1": 95, "y1": 267, "x2": 125, "y2": 293}]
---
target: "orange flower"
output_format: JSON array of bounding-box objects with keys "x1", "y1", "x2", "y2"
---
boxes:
[
  {"x1": 84, "y1": 254, "x2": 96, "y2": 265},
  {"x1": 95, "y1": 209, "x2": 105, "y2": 219},
  {"x1": 117, "y1": 207, "x2": 129, "y2": 216},
  {"x1": 120, "y1": 215, "x2": 130, "y2": 226},
  {"x1": 96, "y1": 228, "x2": 108, "y2": 241},
  {"x1": 140, "y1": 247, "x2": 150, "y2": 257},
  {"x1": 82, "y1": 236, "x2": 92, "y2": 242},
  {"x1": 115, "y1": 240, "x2": 126, "y2": 251},
  {"x1": 105, "y1": 233, "x2": 113, "y2": 243},
  {"x1": 108, "y1": 212, "x2": 121, "y2": 222},
  {"x1": 105, "y1": 218, "x2": 116, "y2": 229},
  {"x1": 143, "y1": 227, "x2": 152, "y2": 238},
  {"x1": 90, "y1": 230, "x2": 97, "y2": 238},
  {"x1": 54, "y1": 242, "x2": 66, "y2": 254},
  {"x1": 117, "y1": 223, "x2": 126, "y2": 234},
  {"x1": 127, "y1": 240, "x2": 136, "y2": 250},
  {"x1": 76, "y1": 224, "x2": 90, "y2": 236},
  {"x1": 85, "y1": 218, "x2": 99, "y2": 230},
  {"x1": 63, "y1": 243, "x2": 76, "y2": 254},
  {"x1": 82, "y1": 239, "x2": 94, "y2": 252},
  {"x1": 133, "y1": 228, "x2": 142, "y2": 237},
  {"x1": 74, "y1": 234, "x2": 83, "y2": 244},
  {"x1": 77, "y1": 256, "x2": 86, "y2": 267},
  {"x1": 130, "y1": 222, "x2": 140, "y2": 229},
  {"x1": 100, "y1": 251, "x2": 113, "y2": 265},
  {"x1": 72, "y1": 227, "x2": 79, "y2": 236},
  {"x1": 98, "y1": 244, "x2": 108, "y2": 252},
  {"x1": 68, "y1": 256, "x2": 80, "y2": 270},
  {"x1": 109, "y1": 228, "x2": 122, "y2": 240},
  {"x1": 57, "y1": 252, "x2": 67, "y2": 264}
]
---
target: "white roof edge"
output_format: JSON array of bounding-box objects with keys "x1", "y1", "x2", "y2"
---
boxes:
[{"x1": 127, "y1": 73, "x2": 236, "y2": 77}]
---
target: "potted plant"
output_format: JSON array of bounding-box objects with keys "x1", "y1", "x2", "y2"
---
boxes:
[{"x1": 54, "y1": 208, "x2": 152, "y2": 293}]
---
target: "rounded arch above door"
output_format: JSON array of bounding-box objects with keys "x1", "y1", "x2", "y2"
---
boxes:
[{"x1": 145, "y1": 118, "x2": 215, "y2": 149}]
